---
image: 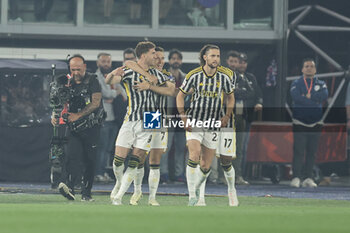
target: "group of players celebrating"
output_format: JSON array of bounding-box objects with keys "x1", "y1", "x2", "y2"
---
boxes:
[{"x1": 106, "y1": 41, "x2": 238, "y2": 207}]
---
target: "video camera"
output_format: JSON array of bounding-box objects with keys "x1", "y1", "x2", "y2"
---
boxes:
[{"x1": 49, "y1": 74, "x2": 72, "y2": 112}]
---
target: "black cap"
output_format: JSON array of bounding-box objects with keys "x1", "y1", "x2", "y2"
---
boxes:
[{"x1": 239, "y1": 53, "x2": 248, "y2": 62}]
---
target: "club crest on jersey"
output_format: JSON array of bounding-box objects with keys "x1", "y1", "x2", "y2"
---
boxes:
[{"x1": 143, "y1": 110, "x2": 161, "y2": 129}]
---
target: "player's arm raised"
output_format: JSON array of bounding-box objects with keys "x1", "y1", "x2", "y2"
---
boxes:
[
  {"x1": 105, "y1": 67, "x2": 124, "y2": 85},
  {"x1": 124, "y1": 60, "x2": 158, "y2": 84},
  {"x1": 134, "y1": 80, "x2": 176, "y2": 96}
]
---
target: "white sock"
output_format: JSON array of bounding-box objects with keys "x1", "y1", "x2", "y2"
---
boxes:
[
  {"x1": 115, "y1": 167, "x2": 137, "y2": 200},
  {"x1": 186, "y1": 165, "x2": 198, "y2": 199},
  {"x1": 224, "y1": 166, "x2": 236, "y2": 192},
  {"x1": 196, "y1": 167, "x2": 211, "y2": 196},
  {"x1": 113, "y1": 163, "x2": 124, "y2": 185},
  {"x1": 223, "y1": 166, "x2": 239, "y2": 206},
  {"x1": 148, "y1": 168, "x2": 160, "y2": 200},
  {"x1": 133, "y1": 166, "x2": 144, "y2": 194},
  {"x1": 199, "y1": 176, "x2": 206, "y2": 200}
]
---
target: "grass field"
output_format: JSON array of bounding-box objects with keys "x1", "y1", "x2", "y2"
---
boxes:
[{"x1": 1, "y1": 193, "x2": 350, "y2": 233}]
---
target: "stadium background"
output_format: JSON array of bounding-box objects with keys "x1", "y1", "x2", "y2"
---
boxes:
[{"x1": 0, "y1": 0, "x2": 349, "y2": 182}]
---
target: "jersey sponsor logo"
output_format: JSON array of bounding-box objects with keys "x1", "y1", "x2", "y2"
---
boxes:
[
  {"x1": 200, "y1": 90, "x2": 218, "y2": 98},
  {"x1": 143, "y1": 110, "x2": 162, "y2": 129}
]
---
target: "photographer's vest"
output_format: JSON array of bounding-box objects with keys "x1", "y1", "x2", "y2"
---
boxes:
[{"x1": 67, "y1": 73, "x2": 105, "y2": 132}]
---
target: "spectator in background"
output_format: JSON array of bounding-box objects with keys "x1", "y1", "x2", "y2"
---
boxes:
[
  {"x1": 160, "y1": 0, "x2": 192, "y2": 26},
  {"x1": 130, "y1": 0, "x2": 143, "y2": 24},
  {"x1": 160, "y1": 49, "x2": 187, "y2": 183},
  {"x1": 159, "y1": 0, "x2": 173, "y2": 24},
  {"x1": 123, "y1": 48, "x2": 137, "y2": 63},
  {"x1": 227, "y1": 50, "x2": 253, "y2": 185},
  {"x1": 34, "y1": 0, "x2": 54, "y2": 21},
  {"x1": 95, "y1": 53, "x2": 119, "y2": 183},
  {"x1": 226, "y1": 50, "x2": 240, "y2": 73},
  {"x1": 103, "y1": 0, "x2": 114, "y2": 23},
  {"x1": 68, "y1": 0, "x2": 76, "y2": 22},
  {"x1": 237, "y1": 53, "x2": 263, "y2": 178},
  {"x1": 9, "y1": 0, "x2": 22, "y2": 22},
  {"x1": 290, "y1": 58, "x2": 328, "y2": 188}
]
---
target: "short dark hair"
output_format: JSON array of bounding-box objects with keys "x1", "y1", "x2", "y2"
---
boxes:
[
  {"x1": 227, "y1": 50, "x2": 240, "y2": 59},
  {"x1": 123, "y1": 48, "x2": 136, "y2": 58},
  {"x1": 97, "y1": 52, "x2": 111, "y2": 59},
  {"x1": 302, "y1": 58, "x2": 315, "y2": 67},
  {"x1": 199, "y1": 44, "x2": 220, "y2": 66},
  {"x1": 155, "y1": 46, "x2": 164, "y2": 52},
  {"x1": 168, "y1": 49, "x2": 183, "y2": 60},
  {"x1": 68, "y1": 54, "x2": 86, "y2": 64},
  {"x1": 135, "y1": 41, "x2": 156, "y2": 59}
]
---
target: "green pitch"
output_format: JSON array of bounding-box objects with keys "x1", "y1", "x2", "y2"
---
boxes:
[{"x1": 1, "y1": 193, "x2": 350, "y2": 233}]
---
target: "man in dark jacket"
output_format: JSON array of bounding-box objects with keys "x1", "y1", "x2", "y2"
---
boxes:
[
  {"x1": 227, "y1": 51, "x2": 254, "y2": 185},
  {"x1": 290, "y1": 58, "x2": 328, "y2": 188},
  {"x1": 237, "y1": 53, "x2": 263, "y2": 178}
]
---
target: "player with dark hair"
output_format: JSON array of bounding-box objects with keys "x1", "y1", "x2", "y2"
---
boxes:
[
  {"x1": 105, "y1": 41, "x2": 168, "y2": 205},
  {"x1": 177, "y1": 44, "x2": 237, "y2": 206},
  {"x1": 123, "y1": 46, "x2": 175, "y2": 205}
]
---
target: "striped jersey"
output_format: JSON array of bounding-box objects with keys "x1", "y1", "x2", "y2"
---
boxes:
[
  {"x1": 179, "y1": 66, "x2": 235, "y2": 123},
  {"x1": 122, "y1": 67, "x2": 167, "y2": 121},
  {"x1": 153, "y1": 69, "x2": 174, "y2": 117}
]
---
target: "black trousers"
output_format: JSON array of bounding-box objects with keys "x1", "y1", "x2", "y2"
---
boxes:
[
  {"x1": 232, "y1": 114, "x2": 246, "y2": 177},
  {"x1": 65, "y1": 125, "x2": 100, "y2": 196},
  {"x1": 292, "y1": 124, "x2": 322, "y2": 179}
]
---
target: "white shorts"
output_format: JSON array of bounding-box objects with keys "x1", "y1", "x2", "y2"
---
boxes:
[
  {"x1": 115, "y1": 120, "x2": 152, "y2": 151},
  {"x1": 149, "y1": 130, "x2": 168, "y2": 150},
  {"x1": 186, "y1": 129, "x2": 219, "y2": 150},
  {"x1": 216, "y1": 130, "x2": 236, "y2": 158}
]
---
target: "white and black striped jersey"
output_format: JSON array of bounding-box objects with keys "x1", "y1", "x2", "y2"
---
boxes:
[
  {"x1": 153, "y1": 69, "x2": 174, "y2": 117},
  {"x1": 179, "y1": 66, "x2": 235, "y2": 123},
  {"x1": 122, "y1": 68, "x2": 167, "y2": 121}
]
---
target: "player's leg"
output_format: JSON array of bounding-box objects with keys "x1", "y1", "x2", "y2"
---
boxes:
[
  {"x1": 110, "y1": 121, "x2": 133, "y2": 201},
  {"x1": 114, "y1": 121, "x2": 151, "y2": 205},
  {"x1": 186, "y1": 131, "x2": 202, "y2": 206},
  {"x1": 114, "y1": 147, "x2": 146, "y2": 205},
  {"x1": 196, "y1": 165, "x2": 207, "y2": 206},
  {"x1": 195, "y1": 145, "x2": 215, "y2": 201},
  {"x1": 130, "y1": 153, "x2": 146, "y2": 205},
  {"x1": 220, "y1": 155, "x2": 238, "y2": 206},
  {"x1": 148, "y1": 148, "x2": 163, "y2": 206},
  {"x1": 219, "y1": 130, "x2": 238, "y2": 206},
  {"x1": 194, "y1": 131, "x2": 218, "y2": 203},
  {"x1": 111, "y1": 121, "x2": 135, "y2": 203}
]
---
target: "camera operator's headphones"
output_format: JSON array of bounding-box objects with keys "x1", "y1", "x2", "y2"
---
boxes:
[{"x1": 67, "y1": 54, "x2": 86, "y2": 73}]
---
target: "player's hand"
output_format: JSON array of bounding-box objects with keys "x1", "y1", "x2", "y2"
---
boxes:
[
  {"x1": 67, "y1": 112, "x2": 81, "y2": 122},
  {"x1": 112, "y1": 66, "x2": 125, "y2": 77},
  {"x1": 254, "y1": 104, "x2": 263, "y2": 112},
  {"x1": 51, "y1": 117, "x2": 58, "y2": 126},
  {"x1": 182, "y1": 117, "x2": 192, "y2": 132},
  {"x1": 220, "y1": 115, "x2": 230, "y2": 128},
  {"x1": 147, "y1": 75, "x2": 158, "y2": 85},
  {"x1": 134, "y1": 80, "x2": 150, "y2": 92}
]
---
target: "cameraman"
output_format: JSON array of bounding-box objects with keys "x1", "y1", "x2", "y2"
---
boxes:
[{"x1": 51, "y1": 54, "x2": 102, "y2": 201}]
